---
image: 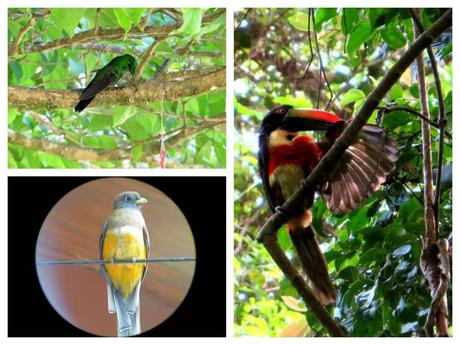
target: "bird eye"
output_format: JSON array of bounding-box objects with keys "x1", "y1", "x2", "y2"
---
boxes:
[
  {"x1": 124, "y1": 195, "x2": 132, "y2": 202},
  {"x1": 275, "y1": 107, "x2": 286, "y2": 114}
]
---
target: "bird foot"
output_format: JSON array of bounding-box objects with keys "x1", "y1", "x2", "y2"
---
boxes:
[
  {"x1": 110, "y1": 257, "x2": 115, "y2": 264},
  {"x1": 131, "y1": 257, "x2": 137, "y2": 264},
  {"x1": 275, "y1": 206, "x2": 288, "y2": 221}
]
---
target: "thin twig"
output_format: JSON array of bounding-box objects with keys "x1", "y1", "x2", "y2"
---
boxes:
[
  {"x1": 296, "y1": 9, "x2": 314, "y2": 93},
  {"x1": 94, "y1": 8, "x2": 101, "y2": 34},
  {"x1": 135, "y1": 37, "x2": 167, "y2": 79},
  {"x1": 379, "y1": 105, "x2": 439, "y2": 128},
  {"x1": 28, "y1": 111, "x2": 83, "y2": 147},
  {"x1": 311, "y1": 9, "x2": 333, "y2": 110},
  {"x1": 235, "y1": 9, "x2": 250, "y2": 32},
  {"x1": 9, "y1": 15, "x2": 36, "y2": 56},
  {"x1": 410, "y1": 9, "x2": 448, "y2": 227},
  {"x1": 412, "y1": 9, "x2": 449, "y2": 337}
]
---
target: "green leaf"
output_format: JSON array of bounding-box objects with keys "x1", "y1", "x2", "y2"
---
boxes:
[
  {"x1": 8, "y1": 107, "x2": 18, "y2": 124},
  {"x1": 341, "y1": 88, "x2": 366, "y2": 106},
  {"x1": 82, "y1": 136, "x2": 99, "y2": 148},
  {"x1": 125, "y1": 9, "x2": 145, "y2": 27},
  {"x1": 342, "y1": 8, "x2": 360, "y2": 34},
  {"x1": 49, "y1": 8, "x2": 83, "y2": 37},
  {"x1": 114, "y1": 8, "x2": 133, "y2": 33},
  {"x1": 113, "y1": 106, "x2": 137, "y2": 127},
  {"x1": 8, "y1": 150, "x2": 18, "y2": 168},
  {"x1": 382, "y1": 109, "x2": 412, "y2": 130},
  {"x1": 214, "y1": 140, "x2": 226, "y2": 167},
  {"x1": 389, "y1": 84, "x2": 404, "y2": 100},
  {"x1": 132, "y1": 144, "x2": 143, "y2": 161},
  {"x1": 175, "y1": 9, "x2": 203, "y2": 35},
  {"x1": 287, "y1": 12, "x2": 309, "y2": 32},
  {"x1": 381, "y1": 23, "x2": 406, "y2": 49},
  {"x1": 37, "y1": 152, "x2": 66, "y2": 168},
  {"x1": 277, "y1": 226, "x2": 291, "y2": 251},
  {"x1": 88, "y1": 115, "x2": 112, "y2": 131},
  {"x1": 347, "y1": 21, "x2": 372, "y2": 55},
  {"x1": 99, "y1": 135, "x2": 117, "y2": 149},
  {"x1": 99, "y1": 8, "x2": 119, "y2": 28},
  {"x1": 368, "y1": 8, "x2": 399, "y2": 29},
  {"x1": 315, "y1": 8, "x2": 337, "y2": 29}
]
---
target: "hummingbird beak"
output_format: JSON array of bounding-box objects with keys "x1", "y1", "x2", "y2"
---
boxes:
[{"x1": 282, "y1": 108, "x2": 343, "y2": 131}]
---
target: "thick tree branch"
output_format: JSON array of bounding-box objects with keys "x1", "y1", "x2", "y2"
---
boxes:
[
  {"x1": 8, "y1": 130, "x2": 131, "y2": 162},
  {"x1": 8, "y1": 118, "x2": 224, "y2": 164},
  {"x1": 72, "y1": 42, "x2": 223, "y2": 58},
  {"x1": 256, "y1": 9, "x2": 451, "y2": 337},
  {"x1": 9, "y1": 9, "x2": 225, "y2": 58},
  {"x1": 10, "y1": 25, "x2": 174, "y2": 58},
  {"x1": 8, "y1": 69, "x2": 225, "y2": 111}
]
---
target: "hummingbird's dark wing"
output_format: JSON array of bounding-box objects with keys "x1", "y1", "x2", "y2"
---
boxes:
[
  {"x1": 75, "y1": 70, "x2": 118, "y2": 112},
  {"x1": 78, "y1": 72, "x2": 116, "y2": 101}
]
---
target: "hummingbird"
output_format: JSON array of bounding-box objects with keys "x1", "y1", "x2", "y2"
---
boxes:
[{"x1": 75, "y1": 54, "x2": 137, "y2": 112}]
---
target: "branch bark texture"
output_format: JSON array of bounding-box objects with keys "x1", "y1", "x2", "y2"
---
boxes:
[
  {"x1": 8, "y1": 9, "x2": 225, "y2": 58},
  {"x1": 412, "y1": 9, "x2": 449, "y2": 337},
  {"x1": 8, "y1": 69, "x2": 225, "y2": 111}
]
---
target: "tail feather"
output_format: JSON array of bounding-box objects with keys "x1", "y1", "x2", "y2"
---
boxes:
[
  {"x1": 110, "y1": 284, "x2": 141, "y2": 336},
  {"x1": 289, "y1": 226, "x2": 336, "y2": 304},
  {"x1": 75, "y1": 97, "x2": 95, "y2": 112}
]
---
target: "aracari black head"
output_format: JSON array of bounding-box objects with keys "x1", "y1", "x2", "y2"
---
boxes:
[
  {"x1": 259, "y1": 105, "x2": 293, "y2": 135},
  {"x1": 260, "y1": 104, "x2": 341, "y2": 135}
]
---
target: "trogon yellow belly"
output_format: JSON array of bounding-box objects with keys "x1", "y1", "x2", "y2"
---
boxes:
[{"x1": 99, "y1": 191, "x2": 150, "y2": 336}]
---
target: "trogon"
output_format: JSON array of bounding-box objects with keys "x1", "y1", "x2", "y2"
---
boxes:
[
  {"x1": 258, "y1": 105, "x2": 398, "y2": 304},
  {"x1": 99, "y1": 191, "x2": 150, "y2": 336}
]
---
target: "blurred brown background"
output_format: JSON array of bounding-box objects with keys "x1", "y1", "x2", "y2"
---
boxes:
[{"x1": 35, "y1": 178, "x2": 196, "y2": 336}]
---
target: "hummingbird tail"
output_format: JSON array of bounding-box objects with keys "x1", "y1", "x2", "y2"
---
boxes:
[{"x1": 75, "y1": 96, "x2": 95, "y2": 112}]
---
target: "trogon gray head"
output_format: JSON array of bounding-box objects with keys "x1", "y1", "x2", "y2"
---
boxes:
[{"x1": 113, "y1": 191, "x2": 148, "y2": 210}]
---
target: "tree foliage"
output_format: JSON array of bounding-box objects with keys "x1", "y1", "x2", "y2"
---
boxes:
[
  {"x1": 8, "y1": 8, "x2": 226, "y2": 168},
  {"x1": 234, "y1": 8, "x2": 452, "y2": 336}
]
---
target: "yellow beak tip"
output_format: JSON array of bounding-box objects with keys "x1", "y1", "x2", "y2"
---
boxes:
[{"x1": 136, "y1": 197, "x2": 148, "y2": 204}]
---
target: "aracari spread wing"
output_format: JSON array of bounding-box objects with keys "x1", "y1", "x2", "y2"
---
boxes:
[{"x1": 320, "y1": 124, "x2": 398, "y2": 214}]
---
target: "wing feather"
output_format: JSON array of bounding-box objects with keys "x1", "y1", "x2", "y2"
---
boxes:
[{"x1": 321, "y1": 124, "x2": 398, "y2": 214}]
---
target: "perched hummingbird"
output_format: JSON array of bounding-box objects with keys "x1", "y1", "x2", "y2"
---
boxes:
[{"x1": 75, "y1": 54, "x2": 137, "y2": 112}]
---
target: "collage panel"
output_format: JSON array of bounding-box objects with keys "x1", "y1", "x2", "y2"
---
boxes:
[
  {"x1": 8, "y1": 8, "x2": 226, "y2": 169},
  {"x1": 8, "y1": 176, "x2": 226, "y2": 336},
  {"x1": 3, "y1": 2, "x2": 455, "y2": 341},
  {"x1": 234, "y1": 8, "x2": 452, "y2": 337}
]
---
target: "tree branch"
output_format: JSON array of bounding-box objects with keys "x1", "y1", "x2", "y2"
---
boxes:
[
  {"x1": 8, "y1": 69, "x2": 225, "y2": 111},
  {"x1": 412, "y1": 9, "x2": 449, "y2": 337},
  {"x1": 9, "y1": 9, "x2": 225, "y2": 58},
  {"x1": 8, "y1": 118, "x2": 224, "y2": 165},
  {"x1": 134, "y1": 38, "x2": 167, "y2": 79},
  {"x1": 8, "y1": 15, "x2": 36, "y2": 56},
  {"x1": 410, "y1": 10, "x2": 448, "y2": 227},
  {"x1": 256, "y1": 9, "x2": 451, "y2": 337}
]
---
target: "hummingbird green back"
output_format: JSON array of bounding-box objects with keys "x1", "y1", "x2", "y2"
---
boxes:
[{"x1": 75, "y1": 54, "x2": 137, "y2": 112}]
